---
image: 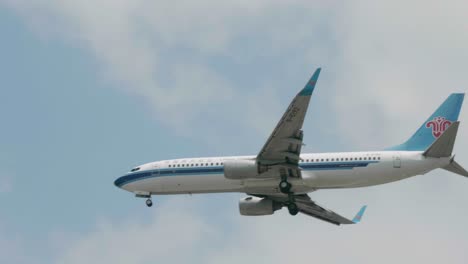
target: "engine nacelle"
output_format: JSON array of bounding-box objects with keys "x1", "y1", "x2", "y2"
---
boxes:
[
  {"x1": 239, "y1": 197, "x2": 282, "y2": 216},
  {"x1": 224, "y1": 159, "x2": 258, "y2": 179}
]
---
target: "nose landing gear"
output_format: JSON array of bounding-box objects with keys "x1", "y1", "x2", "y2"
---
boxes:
[
  {"x1": 145, "y1": 198, "x2": 153, "y2": 207},
  {"x1": 135, "y1": 192, "x2": 153, "y2": 208}
]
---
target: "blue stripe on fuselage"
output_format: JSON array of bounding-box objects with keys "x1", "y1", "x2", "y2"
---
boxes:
[{"x1": 114, "y1": 161, "x2": 378, "y2": 187}]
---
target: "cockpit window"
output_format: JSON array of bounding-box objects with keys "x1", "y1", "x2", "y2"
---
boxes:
[{"x1": 130, "y1": 167, "x2": 140, "y2": 172}]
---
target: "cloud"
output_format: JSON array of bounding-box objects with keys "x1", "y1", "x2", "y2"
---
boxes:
[
  {"x1": 2, "y1": 0, "x2": 467, "y2": 144},
  {"x1": 54, "y1": 197, "x2": 221, "y2": 264},
  {"x1": 52, "y1": 189, "x2": 468, "y2": 264},
  {"x1": 2, "y1": 0, "x2": 336, "y2": 139},
  {"x1": 330, "y1": 0, "x2": 468, "y2": 148}
]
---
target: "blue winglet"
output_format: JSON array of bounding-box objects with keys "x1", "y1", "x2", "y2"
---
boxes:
[
  {"x1": 352, "y1": 205, "x2": 367, "y2": 223},
  {"x1": 299, "y1": 68, "x2": 321, "y2": 96}
]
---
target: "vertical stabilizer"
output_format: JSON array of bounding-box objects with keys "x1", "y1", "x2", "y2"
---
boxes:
[{"x1": 389, "y1": 93, "x2": 464, "y2": 151}]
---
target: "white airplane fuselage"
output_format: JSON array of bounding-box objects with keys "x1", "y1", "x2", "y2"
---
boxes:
[
  {"x1": 113, "y1": 68, "x2": 465, "y2": 223},
  {"x1": 115, "y1": 151, "x2": 451, "y2": 196}
]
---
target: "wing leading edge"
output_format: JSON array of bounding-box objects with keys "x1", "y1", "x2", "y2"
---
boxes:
[{"x1": 256, "y1": 68, "x2": 321, "y2": 167}]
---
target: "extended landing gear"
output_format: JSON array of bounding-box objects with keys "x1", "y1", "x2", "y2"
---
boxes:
[
  {"x1": 287, "y1": 203, "x2": 299, "y2": 216},
  {"x1": 145, "y1": 198, "x2": 153, "y2": 207},
  {"x1": 135, "y1": 192, "x2": 153, "y2": 207},
  {"x1": 286, "y1": 192, "x2": 298, "y2": 215},
  {"x1": 279, "y1": 179, "x2": 292, "y2": 194},
  {"x1": 279, "y1": 178, "x2": 298, "y2": 216}
]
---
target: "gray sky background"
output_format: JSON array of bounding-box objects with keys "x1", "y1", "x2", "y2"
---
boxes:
[{"x1": 0, "y1": 1, "x2": 467, "y2": 263}]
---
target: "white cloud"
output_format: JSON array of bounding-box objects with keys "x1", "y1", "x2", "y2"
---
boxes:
[
  {"x1": 3, "y1": 0, "x2": 467, "y2": 144},
  {"x1": 330, "y1": 0, "x2": 468, "y2": 147},
  {"x1": 52, "y1": 187, "x2": 468, "y2": 264},
  {"x1": 2, "y1": 0, "x2": 335, "y2": 138},
  {"x1": 54, "y1": 197, "x2": 220, "y2": 264}
]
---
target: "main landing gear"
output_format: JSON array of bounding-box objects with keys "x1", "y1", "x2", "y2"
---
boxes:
[
  {"x1": 279, "y1": 177, "x2": 299, "y2": 216},
  {"x1": 287, "y1": 202, "x2": 299, "y2": 216},
  {"x1": 279, "y1": 179, "x2": 292, "y2": 194}
]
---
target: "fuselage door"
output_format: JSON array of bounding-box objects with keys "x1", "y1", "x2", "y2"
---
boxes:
[
  {"x1": 152, "y1": 163, "x2": 160, "y2": 175},
  {"x1": 393, "y1": 155, "x2": 401, "y2": 168},
  {"x1": 152, "y1": 163, "x2": 162, "y2": 191}
]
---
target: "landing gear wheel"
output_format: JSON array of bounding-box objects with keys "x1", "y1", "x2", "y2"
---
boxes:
[
  {"x1": 279, "y1": 180, "x2": 292, "y2": 194},
  {"x1": 287, "y1": 203, "x2": 299, "y2": 216},
  {"x1": 145, "y1": 198, "x2": 153, "y2": 207}
]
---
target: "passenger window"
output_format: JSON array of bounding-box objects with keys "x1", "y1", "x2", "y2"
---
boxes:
[{"x1": 216, "y1": 163, "x2": 219, "y2": 165}]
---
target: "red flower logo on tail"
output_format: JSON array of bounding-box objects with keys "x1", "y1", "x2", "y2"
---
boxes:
[{"x1": 426, "y1": 117, "x2": 452, "y2": 138}]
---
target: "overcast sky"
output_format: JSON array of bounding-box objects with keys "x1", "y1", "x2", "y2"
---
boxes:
[{"x1": 1, "y1": 1, "x2": 467, "y2": 263}]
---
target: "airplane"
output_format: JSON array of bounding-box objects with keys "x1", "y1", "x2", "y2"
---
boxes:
[{"x1": 114, "y1": 68, "x2": 467, "y2": 225}]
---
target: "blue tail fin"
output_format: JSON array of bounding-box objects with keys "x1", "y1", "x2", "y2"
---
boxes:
[{"x1": 388, "y1": 93, "x2": 465, "y2": 151}]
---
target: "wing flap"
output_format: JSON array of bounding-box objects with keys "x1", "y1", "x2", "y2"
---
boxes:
[
  {"x1": 296, "y1": 201, "x2": 357, "y2": 225},
  {"x1": 266, "y1": 194, "x2": 367, "y2": 225}
]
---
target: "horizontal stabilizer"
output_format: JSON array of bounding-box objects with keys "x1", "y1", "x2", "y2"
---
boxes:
[
  {"x1": 423, "y1": 122, "x2": 459, "y2": 158},
  {"x1": 443, "y1": 160, "x2": 468, "y2": 177}
]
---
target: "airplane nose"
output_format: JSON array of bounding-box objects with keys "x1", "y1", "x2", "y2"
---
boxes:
[{"x1": 114, "y1": 175, "x2": 127, "y2": 188}]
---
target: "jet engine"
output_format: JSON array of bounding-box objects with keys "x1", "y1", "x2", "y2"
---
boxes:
[
  {"x1": 239, "y1": 197, "x2": 282, "y2": 216},
  {"x1": 224, "y1": 159, "x2": 258, "y2": 179}
]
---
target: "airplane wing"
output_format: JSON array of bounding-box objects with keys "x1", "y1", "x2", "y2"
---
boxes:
[
  {"x1": 256, "y1": 69, "x2": 321, "y2": 174},
  {"x1": 267, "y1": 194, "x2": 367, "y2": 225}
]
